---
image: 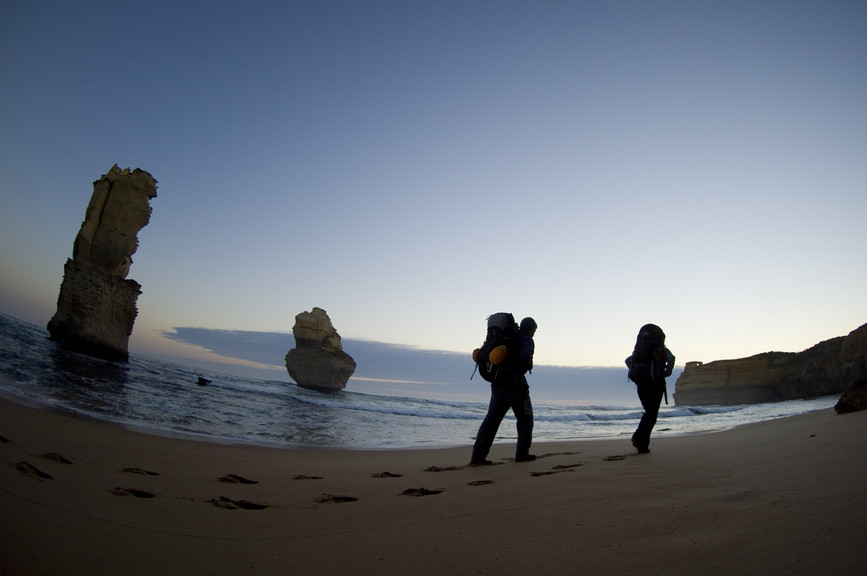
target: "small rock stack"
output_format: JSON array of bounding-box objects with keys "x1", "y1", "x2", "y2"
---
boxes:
[{"x1": 285, "y1": 307, "x2": 356, "y2": 392}]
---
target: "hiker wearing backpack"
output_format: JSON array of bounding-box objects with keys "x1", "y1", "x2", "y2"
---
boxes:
[
  {"x1": 470, "y1": 315, "x2": 537, "y2": 465},
  {"x1": 625, "y1": 324, "x2": 676, "y2": 454}
]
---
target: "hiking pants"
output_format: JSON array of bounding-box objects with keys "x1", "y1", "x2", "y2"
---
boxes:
[
  {"x1": 633, "y1": 380, "x2": 665, "y2": 451},
  {"x1": 471, "y1": 380, "x2": 534, "y2": 462}
]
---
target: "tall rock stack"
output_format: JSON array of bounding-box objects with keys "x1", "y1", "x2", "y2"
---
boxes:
[
  {"x1": 285, "y1": 307, "x2": 356, "y2": 392},
  {"x1": 47, "y1": 165, "x2": 157, "y2": 361}
]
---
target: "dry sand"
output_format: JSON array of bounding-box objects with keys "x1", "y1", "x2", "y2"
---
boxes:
[{"x1": 1, "y1": 396, "x2": 865, "y2": 575}]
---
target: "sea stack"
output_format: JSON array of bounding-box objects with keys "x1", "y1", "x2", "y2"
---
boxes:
[
  {"x1": 285, "y1": 307, "x2": 356, "y2": 392},
  {"x1": 47, "y1": 165, "x2": 157, "y2": 361}
]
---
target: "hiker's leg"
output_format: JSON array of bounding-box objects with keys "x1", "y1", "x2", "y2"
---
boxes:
[
  {"x1": 634, "y1": 382, "x2": 664, "y2": 451},
  {"x1": 471, "y1": 386, "x2": 511, "y2": 462},
  {"x1": 512, "y1": 381, "x2": 534, "y2": 458}
]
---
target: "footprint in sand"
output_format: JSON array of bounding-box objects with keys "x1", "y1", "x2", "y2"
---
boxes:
[
  {"x1": 15, "y1": 461, "x2": 52, "y2": 480},
  {"x1": 41, "y1": 452, "x2": 73, "y2": 464},
  {"x1": 401, "y1": 487, "x2": 443, "y2": 497},
  {"x1": 209, "y1": 496, "x2": 269, "y2": 510},
  {"x1": 293, "y1": 474, "x2": 323, "y2": 480},
  {"x1": 218, "y1": 473, "x2": 258, "y2": 484},
  {"x1": 424, "y1": 465, "x2": 462, "y2": 472},
  {"x1": 122, "y1": 467, "x2": 160, "y2": 476},
  {"x1": 603, "y1": 455, "x2": 629, "y2": 461},
  {"x1": 468, "y1": 460, "x2": 505, "y2": 467},
  {"x1": 1, "y1": 434, "x2": 13, "y2": 444},
  {"x1": 467, "y1": 480, "x2": 494, "y2": 486},
  {"x1": 315, "y1": 494, "x2": 358, "y2": 503},
  {"x1": 111, "y1": 487, "x2": 155, "y2": 498},
  {"x1": 372, "y1": 471, "x2": 403, "y2": 478},
  {"x1": 530, "y1": 469, "x2": 577, "y2": 477},
  {"x1": 505, "y1": 452, "x2": 580, "y2": 462}
]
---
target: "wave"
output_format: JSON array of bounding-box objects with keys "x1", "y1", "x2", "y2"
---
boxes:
[
  {"x1": 0, "y1": 313, "x2": 838, "y2": 449},
  {"x1": 289, "y1": 392, "x2": 483, "y2": 421}
]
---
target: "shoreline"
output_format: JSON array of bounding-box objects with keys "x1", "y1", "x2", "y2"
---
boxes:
[
  {"x1": 2, "y1": 396, "x2": 866, "y2": 575},
  {"x1": 0, "y1": 388, "x2": 839, "y2": 452},
  {"x1": 0, "y1": 391, "x2": 473, "y2": 452}
]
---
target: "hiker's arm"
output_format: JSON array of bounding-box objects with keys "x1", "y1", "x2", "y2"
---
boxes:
[
  {"x1": 664, "y1": 348, "x2": 675, "y2": 377},
  {"x1": 519, "y1": 338, "x2": 534, "y2": 373}
]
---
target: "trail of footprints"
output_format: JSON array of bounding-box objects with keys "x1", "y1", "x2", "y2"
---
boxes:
[{"x1": 5, "y1": 439, "x2": 630, "y2": 510}]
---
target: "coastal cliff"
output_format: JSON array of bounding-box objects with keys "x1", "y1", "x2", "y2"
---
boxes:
[{"x1": 673, "y1": 323, "x2": 867, "y2": 406}]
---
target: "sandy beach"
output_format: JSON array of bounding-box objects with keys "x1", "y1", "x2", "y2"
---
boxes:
[{"x1": 1, "y1": 396, "x2": 864, "y2": 575}]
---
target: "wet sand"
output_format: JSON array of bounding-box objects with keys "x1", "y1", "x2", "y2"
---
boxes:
[{"x1": 1, "y1": 396, "x2": 864, "y2": 575}]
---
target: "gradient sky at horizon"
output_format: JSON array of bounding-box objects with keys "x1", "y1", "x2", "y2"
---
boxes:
[{"x1": 1, "y1": 1, "x2": 865, "y2": 370}]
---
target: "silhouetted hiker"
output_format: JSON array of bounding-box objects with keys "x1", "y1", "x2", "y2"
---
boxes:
[
  {"x1": 471, "y1": 316, "x2": 537, "y2": 464},
  {"x1": 625, "y1": 323, "x2": 675, "y2": 454}
]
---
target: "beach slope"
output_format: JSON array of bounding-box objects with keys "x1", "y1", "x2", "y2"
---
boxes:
[{"x1": 1, "y1": 397, "x2": 864, "y2": 575}]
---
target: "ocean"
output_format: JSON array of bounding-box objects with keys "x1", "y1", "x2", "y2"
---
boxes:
[{"x1": 0, "y1": 312, "x2": 837, "y2": 450}]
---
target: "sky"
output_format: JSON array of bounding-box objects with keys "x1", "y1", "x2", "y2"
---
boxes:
[{"x1": 1, "y1": 0, "x2": 866, "y2": 374}]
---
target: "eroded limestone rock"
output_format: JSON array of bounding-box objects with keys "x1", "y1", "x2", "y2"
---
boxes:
[
  {"x1": 835, "y1": 379, "x2": 867, "y2": 414},
  {"x1": 47, "y1": 165, "x2": 157, "y2": 361},
  {"x1": 285, "y1": 308, "x2": 356, "y2": 392},
  {"x1": 674, "y1": 323, "x2": 867, "y2": 406}
]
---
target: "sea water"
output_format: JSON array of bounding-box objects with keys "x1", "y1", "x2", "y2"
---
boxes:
[{"x1": 0, "y1": 313, "x2": 837, "y2": 449}]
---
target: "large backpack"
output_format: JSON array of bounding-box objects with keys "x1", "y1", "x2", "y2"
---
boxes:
[
  {"x1": 627, "y1": 323, "x2": 666, "y2": 383},
  {"x1": 472, "y1": 313, "x2": 519, "y2": 384}
]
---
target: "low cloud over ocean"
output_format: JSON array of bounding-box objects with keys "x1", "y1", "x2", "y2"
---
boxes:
[{"x1": 163, "y1": 327, "x2": 669, "y2": 406}]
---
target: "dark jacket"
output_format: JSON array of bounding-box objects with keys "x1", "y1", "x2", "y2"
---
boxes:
[{"x1": 517, "y1": 332, "x2": 535, "y2": 375}]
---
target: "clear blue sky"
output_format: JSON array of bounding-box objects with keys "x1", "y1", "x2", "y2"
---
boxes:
[{"x1": 1, "y1": 0, "x2": 865, "y2": 370}]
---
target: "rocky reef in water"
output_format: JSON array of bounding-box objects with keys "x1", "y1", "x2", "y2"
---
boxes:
[
  {"x1": 673, "y1": 323, "x2": 867, "y2": 406},
  {"x1": 47, "y1": 165, "x2": 157, "y2": 362},
  {"x1": 285, "y1": 307, "x2": 356, "y2": 392}
]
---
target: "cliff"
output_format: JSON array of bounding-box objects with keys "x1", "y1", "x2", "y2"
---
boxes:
[
  {"x1": 673, "y1": 323, "x2": 867, "y2": 406},
  {"x1": 47, "y1": 165, "x2": 157, "y2": 361}
]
